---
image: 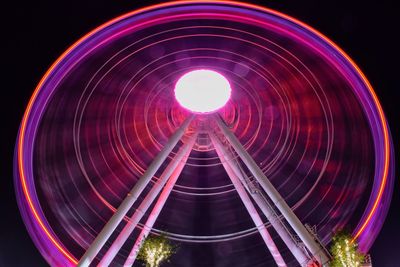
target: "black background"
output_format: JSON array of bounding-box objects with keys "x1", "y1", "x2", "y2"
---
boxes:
[{"x1": 2, "y1": 0, "x2": 399, "y2": 266}]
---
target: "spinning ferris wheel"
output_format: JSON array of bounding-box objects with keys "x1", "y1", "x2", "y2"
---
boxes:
[{"x1": 15, "y1": 1, "x2": 394, "y2": 267}]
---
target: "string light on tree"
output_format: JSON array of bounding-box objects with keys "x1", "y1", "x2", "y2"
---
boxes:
[
  {"x1": 137, "y1": 234, "x2": 177, "y2": 267},
  {"x1": 330, "y1": 231, "x2": 365, "y2": 267}
]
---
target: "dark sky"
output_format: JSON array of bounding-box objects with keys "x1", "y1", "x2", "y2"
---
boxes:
[{"x1": 2, "y1": 0, "x2": 399, "y2": 266}]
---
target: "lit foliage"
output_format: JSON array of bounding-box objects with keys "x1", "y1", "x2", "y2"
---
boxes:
[
  {"x1": 137, "y1": 234, "x2": 177, "y2": 267},
  {"x1": 330, "y1": 231, "x2": 365, "y2": 267}
]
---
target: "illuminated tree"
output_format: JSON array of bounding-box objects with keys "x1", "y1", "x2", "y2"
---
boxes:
[
  {"x1": 137, "y1": 234, "x2": 177, "y2": 267},
  {"x1": 330, "y1": 231, "x2": 365, "y2": 267}
]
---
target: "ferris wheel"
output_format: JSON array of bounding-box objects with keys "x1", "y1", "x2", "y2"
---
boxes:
[{"x1": 15, "y1": 1, "x2": 394, "y2": 266}]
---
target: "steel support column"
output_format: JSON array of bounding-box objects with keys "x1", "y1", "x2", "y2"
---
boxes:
[
  {"x1": 123, "y1": 144, "x2": 192, "y2": 266},
  {"x1": 210, "y1": 133, "x2": 287, "y2": 267},
  {"x1": 77, "y1": 115, "x2": 194, "y2": 267},
  {"x1": 215, "y1": 115, "x2": 330, "y2": 266},
  {"x1": 211, "y1": 132, "x2": 310, "y2": 266},
  {"x1": 98, "y1": 133, "x2": 197, "y2": 266}
]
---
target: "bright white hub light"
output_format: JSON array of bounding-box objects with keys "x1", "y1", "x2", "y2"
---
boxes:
[{"x1": 174, "y1": 69, "x2": 231, "y2": 113}]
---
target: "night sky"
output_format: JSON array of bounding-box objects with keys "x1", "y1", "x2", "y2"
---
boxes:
[{"x1": 2, "y1": 0, "x2": 399, "y2": 266}]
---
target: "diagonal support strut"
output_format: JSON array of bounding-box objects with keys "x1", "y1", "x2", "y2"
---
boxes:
[
  {"x1": 77, "y1": 115, "x2": 195, "y2": 267},
  {"x1": 98, "y1": 132, "x2": 198, "y2": 266},
  {"x1": 210, "y1": 133, "x2": 287, "y2": 267},
  {"x1": 211, "y1": 131, "x2": 311, "y2": 266},
  {"x1": 214, "y1": 114, "x2": 330, "y2": 266}
]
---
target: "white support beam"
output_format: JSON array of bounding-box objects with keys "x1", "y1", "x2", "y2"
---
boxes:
[
  {"x1": 77, "y1": 115, "x2": 195, "y2": 267},
  {"x1": 210, "y1": 133, "x2": 287, "y2": 267},
  {"x1": 123, "y1": 142, "x2": 192, "y2": 267},
  {"x1": 215, "y1": 115, "x2": 330, "y2": 266},
  {"x1": 211, "y1": 132, "x2": 310, "y2": 266},
  {"x1": 98, "y1": 133, "x2": 197, "y2": 266}
]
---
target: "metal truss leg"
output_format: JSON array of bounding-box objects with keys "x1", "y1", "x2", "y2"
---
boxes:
[
  {"x1": 215, "y1": 115, "x2": 330, "y2": 266},
  {"x1": 211, "y1": 132, "x2": 310, "y2": 266},
  {"x1": 98, "y1": 133, "x2": 197, "y2": 266},
  {"x1": 77, "y1": 115, "x2": 195, "y2": 267},
  {"x1": 210, "y1": 133, "x2": 287, "y2": 267},
  {"x1": 123, "y1": 142, "x2": 194, "y2": 266}
]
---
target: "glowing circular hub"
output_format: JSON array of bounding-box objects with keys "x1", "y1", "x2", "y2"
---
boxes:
[{"x1": 174, "y1": 69, "x2": 231, "y2": 113}]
